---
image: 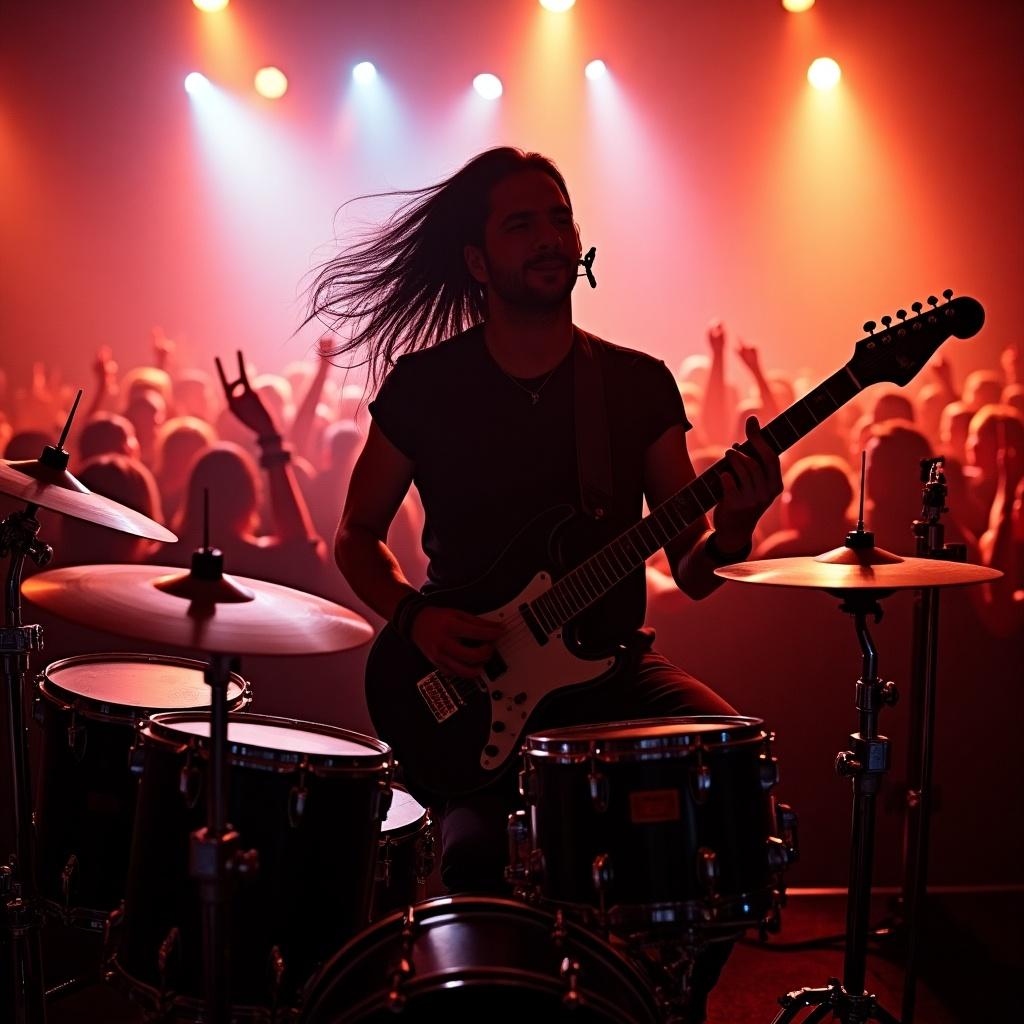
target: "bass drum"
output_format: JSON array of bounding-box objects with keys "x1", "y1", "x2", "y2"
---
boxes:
[
  {"x1": 298, "y1": 896, "x2": 661, "y2": 1023},
  {"x1": 33, "y1": 652, "x2": 251, "y2": 931}
]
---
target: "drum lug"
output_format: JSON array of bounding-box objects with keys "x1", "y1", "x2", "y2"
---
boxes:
[
  {"x1": 588, "y1": 767, "x2": 609, "y2": 813},
  {"x1": 775, "y1": 801, "x2": 799, "y2": 864},
  {"x1": 375, "y1": 838, "x2": 392, "y2": 886},
  {"x1": 66, "y1": 714, "x2": 87, "y2": 761},
  {"x1": 696, "y1": 846, "x2": 719, "y2": 896},
  {"x1": 766, "y1": 835, "x2": 789, "y2": 871},
  {"x1": 760, "y1": 753, "x2": 780, "y2": 790},
  {"x1": 518, "y1": 765, "x2": 537, "y2": 804},
  {"x1": 60, "y1": 854, "x2": 78, "y2": 908},
  {"x1": 689, "y1": 758, "x2": 711, "y2": 804},
  {"x1": 591, "y1": 852, "x2": 613, "y2": 893},
  {"x1": 127, "y1": 742, "x2": 146, "y2": 775},
  {"x1": 373, "y1": 780, "x2": 393, "y2": 823},
  {"x1": 560, "y1": 956, "x2": 582, "y2": 1008},
  {"x1": 179, "y1": 756, "x2": 202, "y2": 808},
  {"x1": 528, "y1": 847, "x2": 546, "y2": 884},
  {"x1": 415, "y1": 818, "x2": 436, "y2": 883},
  {"x1": 157, "y1": 926, "x2": 180, "y2": 993},
  {"x1": 505, "y1": 810, "x2": 531, "y2": 884},
  {"x1": 386, "y1": 906, "x2": 418, "y2": 1012},
  {"x1": 268, "y1": 945, "x2": 285, "y2": 1013},
  {"x1": 288, "y1": 774, "x2": 309, "y2": 828},
  {"x1": 32, "y1": 692, "x2": 44, "y2": 726}
]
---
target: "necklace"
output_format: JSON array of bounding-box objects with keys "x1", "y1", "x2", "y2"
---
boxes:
[{"x1": 496, "y1": 364, "x2": 559, "y2": 405}]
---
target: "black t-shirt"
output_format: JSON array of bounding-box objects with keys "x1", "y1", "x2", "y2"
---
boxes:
[{"x1": 369, "y1": 323, "x2": 690, "y2": 647}]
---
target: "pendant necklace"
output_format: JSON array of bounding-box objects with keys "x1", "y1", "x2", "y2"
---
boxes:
[{"x1": 497, "y1": 364, "x2": 558, "y2": 405}]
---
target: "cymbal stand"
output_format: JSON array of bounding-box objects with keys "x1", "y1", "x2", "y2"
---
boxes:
[
  {"x1": 771, "y1": 589, "x2": 900, "y2": 1024},
  {"x1": 897, "y1": 457, "x2": 964, "y2": 1023},
  {"x1": 1, "y1": 503, "x2": 52, "y2": 1024},
  {"x1": 187, "y1": 527, "x2": 257, "y2": 1024}
]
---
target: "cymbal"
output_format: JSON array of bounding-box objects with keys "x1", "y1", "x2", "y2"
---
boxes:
[
  {"x1": 22, "y1": 564, "x2": 374, "y2": 656},
  {"x1": 1, "y1": 458, "x2": 176, "y2": 543},
  {"x1": 715, "y1": 546, "x2": 1002, "y2": 592}
]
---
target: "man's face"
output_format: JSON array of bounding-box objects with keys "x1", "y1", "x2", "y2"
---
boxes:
[{"x1": 467, "y1": 169, "x2": 581, "y2": 310}]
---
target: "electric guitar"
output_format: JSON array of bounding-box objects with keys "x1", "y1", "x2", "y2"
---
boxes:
[{"x1": 365, "y1": 292, "x2": 984, "y2": 800}]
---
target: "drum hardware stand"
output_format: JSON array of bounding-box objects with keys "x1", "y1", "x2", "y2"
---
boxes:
[
  {"x1": 885, "y1": 456, "x2": 964, "y2": 1024},
  {"x1": 183, "y1": 513, "x2": 259, "y2": 1024},
  {"x1": 1, "y1": 398, "x2": 90, "y2": 1024},
  {"x1": 771, "y1": 515, "x2": 901, "y2": 1023}
]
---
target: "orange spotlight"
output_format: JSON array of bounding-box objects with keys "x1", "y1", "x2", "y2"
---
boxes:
[
  {"x1": 254, "y1": 66, "x2": 288, "y2": 99},
  {"x1": 539, "y1": 0, "x2": 576, "y2": 10},
  {"x1": 782, "y1": 0, "x2": 815, "y2": 11},
  {"x1": 193, "y1": 0, "x2": 229, "y2": 11},
  {"x1": 808, "y1": 57, "x2": 841, "y2": 91}
]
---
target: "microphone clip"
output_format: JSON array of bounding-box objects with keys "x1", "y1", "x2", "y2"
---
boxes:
[{"x1": 578, "y1": 246, "x2": 597, "y2": 289}]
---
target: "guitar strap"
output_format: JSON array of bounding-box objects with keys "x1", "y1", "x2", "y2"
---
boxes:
[{"x1": 573, "y1": 327, "x2": 614, "y2": 521}]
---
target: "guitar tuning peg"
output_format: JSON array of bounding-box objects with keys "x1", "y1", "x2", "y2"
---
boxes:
[
  {"x1": 927, "y1": 295, "x2": 939, "y2": 308},
  {"x1": 863, "y1": 321, "x2": 876, "y2": 335},
  {"x1": 911, "y1": 301, "x2": 923, "y2": 315},
  {"x1": 942, "y1": 288, "x2": 953, "y2": 301},
  {"x1": 896, "y1": 309, "x2": 908, "y2": 321},
  {"x1": 881, "y1": 315, "x2": 893, "y2": 328}
]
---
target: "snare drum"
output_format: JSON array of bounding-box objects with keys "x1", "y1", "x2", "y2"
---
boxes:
[
  {"x1": 33, "y1": 653, "x2": 251, "y2": 931},
  {"x1": 107, "y1": 713, "x2": 392, "y2": 1020},
  {"x1": 513, "y1": 716, "x2": 789, "y2": 937},
  {"x1": 372, "y1": 785, "x2": 434, "y2": 919},
  {"x1": 298, "y1": 896, "x2": 661, "y2": 1022}
]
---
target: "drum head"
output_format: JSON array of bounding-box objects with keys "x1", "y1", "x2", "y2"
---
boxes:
[
  {"x1": 382, "y1": 786, "x2": 426, "y2": 835},
  {"x1": 41, "y1": 653, "x2": 247, "y2": 715},
  {"x1": 146, "y1": 712, "x2": 391, "y2": 769},
  {"x1": 525, "y1": 715, "x2": 765, "y2": 760}
]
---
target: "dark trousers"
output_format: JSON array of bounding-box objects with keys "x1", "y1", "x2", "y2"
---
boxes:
[{"x1": 438, "y1": 641, "x2": 740, "y2": 1021}]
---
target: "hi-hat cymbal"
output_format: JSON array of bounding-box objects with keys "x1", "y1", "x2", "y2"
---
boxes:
[
  {"x1": 715, "y1": 546, "x2": 1002, "y2": 592},
  {"x1": 0, "y1": 458, "x2": 176, "y2": 543},
  {"x1": 22, "y1": 564, "x2": 374, "y2": 656}
]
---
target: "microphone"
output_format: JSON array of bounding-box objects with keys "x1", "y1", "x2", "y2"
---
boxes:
[{"x1": 577, "y1": 246, "x2": 597, "y2": 289}]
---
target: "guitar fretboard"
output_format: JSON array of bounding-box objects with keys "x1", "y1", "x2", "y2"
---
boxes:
[{"x1": 529, "y1": 365, "x2": 862, "y2": 634}]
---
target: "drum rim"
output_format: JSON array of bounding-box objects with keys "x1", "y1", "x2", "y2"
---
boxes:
[
  {"x1": 141, "y1": 710, "x2": 392, "y2": 771},
  {"x1": 38, "y1": 652, "x2": 250, "y2": 722},
  {"x1": 299, "y1": 894, "x2": 660, "y2": 1020},
  {"x1": 524, "y1": 715, "x2": 766, "y2": 760},
  {"x1": 381, "y1": 784, "x2": 429, "y2": 838}
]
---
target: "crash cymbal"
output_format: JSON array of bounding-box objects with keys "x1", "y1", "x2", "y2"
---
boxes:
[
  {"x1": 0, "y1": 458, "x2": 176, "y2": 543},
  {"x1": 715, "y1": 546, "x2": 1002, "y2": 592},
  {"x1": 22, "y1": 563, "x2": 374, "y2": 656}
]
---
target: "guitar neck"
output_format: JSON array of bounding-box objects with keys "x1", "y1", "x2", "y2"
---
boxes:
[{"x1": 529, "y1": 364, "x2": 863, "y2": 633}]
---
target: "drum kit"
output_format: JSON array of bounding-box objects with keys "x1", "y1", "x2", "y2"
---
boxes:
[{"x1": 0, "y1": 414, "x2": 1001, "y2": 1023}]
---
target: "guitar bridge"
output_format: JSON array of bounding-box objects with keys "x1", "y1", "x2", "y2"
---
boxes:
[{"x1": 416, "y1": 672, "x2": 463, "y2": 723}]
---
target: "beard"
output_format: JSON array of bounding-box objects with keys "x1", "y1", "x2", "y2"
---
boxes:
[{"x1": 484, "y1": 255, "x2": 578, "y2": 311}]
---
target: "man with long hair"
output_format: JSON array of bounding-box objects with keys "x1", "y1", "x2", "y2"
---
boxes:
[{"x1": 309, "y1": 147, "x2": 782, "y2": 1020}]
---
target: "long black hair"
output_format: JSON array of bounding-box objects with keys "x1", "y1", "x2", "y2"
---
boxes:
[{"x1": 303, "y1": 147, "x2": 572, "y2": 392}]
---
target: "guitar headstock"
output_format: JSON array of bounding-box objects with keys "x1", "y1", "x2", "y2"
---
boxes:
[{"x1": 848, "y1": 290, "x2": 984, "y2": 387}]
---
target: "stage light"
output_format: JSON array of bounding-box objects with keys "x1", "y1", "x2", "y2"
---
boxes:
[
  {"x1": 193, "y1": 0, "x2": 229, "y2": 11},
  {"x1": 539, "y1": 0, "x2": 576, "y2": 11},
  {"x1": 782, "y1": 0, "x2": 815, "y2": 11},
  {"x1": 353, "y1": 61, "x2": 377, "y2": 84},
  {"x1": 585, "y1": 60, "x2": 607, "y2": 81},
  {"x1": 473, "y1": 73, "x2": 503, "y2": 100},
  {"x1": 807, "y1": 57, "x2": 841, "y2": 91},
  {"x1": 254, "y1": 66, "x2": 288, "y2": 99},
  {"x1": 184, "y1": 72, "x2": 212, "y2": 95}
]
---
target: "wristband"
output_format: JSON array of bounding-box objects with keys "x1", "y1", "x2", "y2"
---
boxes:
[
  {"x1": 704, "y1": 531, "x2": 753, "y2": 566},
  {"x1": 391, "y1": 591, "x2": 429, "y2": 642},
  {"x1": 258, "y1": 447, "x2": 292, "y2": 469},
  {"x1": 258, "y1": 432, "x2": 284, "y2": 449}
]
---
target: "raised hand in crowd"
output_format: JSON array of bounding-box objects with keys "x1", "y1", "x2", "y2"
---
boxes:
[
  {"x1": 702, "y1": 320, "x2": 731, "y2": 446},
  {"x1": 215, "y1": 350, "x2": 318, "y2": 546},
  {"x1": 85, "y1": 345, "x2": 119, "y2": 419},
  {"x1": 735, "y1": 339, "x2": 779, "y2": 419},
  {"x1": 1001, "y1": 344, "x2": 1020, "y2": 387},
  {"x1": 290, "y1": 334, "x2": 334, "y2": 462},
  {"x1": 151, "y1": 327, "x2": 176, "y2": 373}
]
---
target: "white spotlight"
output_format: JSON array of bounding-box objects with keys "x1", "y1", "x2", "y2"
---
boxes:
[
  {"x1": 473, "y1": 73, "x2": 503, "y2": 100},
  {"x1": 540, "y1": 0, "x2": 576, "y2": 11},
  {"x1": 353, "y1": 61, "x2": 377, "y2": 84},
  {"x1": 585, "y1": 60, "x2": 607, "y2": 81},
  {"x1": 184, "y1": 72, "x2": 211, "y2": 95},
  {"x1": 807, "y1": 57, "x2": 841, "y2": 91}
]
